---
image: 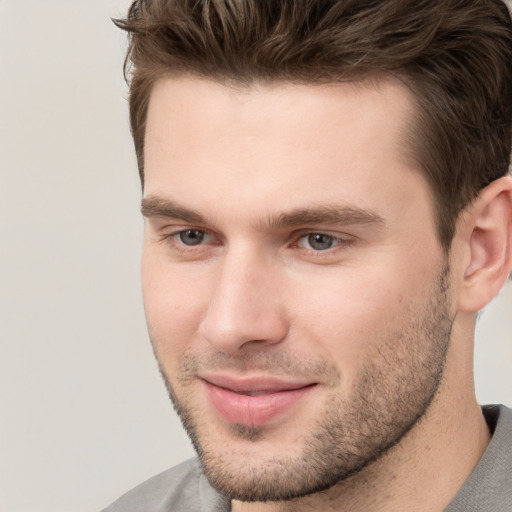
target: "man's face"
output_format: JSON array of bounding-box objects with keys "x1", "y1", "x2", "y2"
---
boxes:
[{"x1": 141, "y1": 78, "x2": 454, "y2": 501}]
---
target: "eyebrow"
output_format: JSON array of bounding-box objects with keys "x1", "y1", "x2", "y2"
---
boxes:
[
  {"x1": 141, "y1": 195, "x2": 384, "y2": 229},
  {"x1": 141, "y1": 196, "x2": 206, "y2": 224},
  {"x1": 265, "y1": 205, "x2": 384, "y2": 230}
]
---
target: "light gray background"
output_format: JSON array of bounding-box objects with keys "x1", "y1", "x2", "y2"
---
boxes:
[{"x1": 0, "y1": 1, "x2": 511, "y2": 511}]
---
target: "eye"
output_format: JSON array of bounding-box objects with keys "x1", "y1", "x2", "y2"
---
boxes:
[
  {"x1": 178, "y1": 229, "x2": 207, "y2": 246},
  {"x1": 298, "y1": 233, "x2": 339, "y2": 251}
]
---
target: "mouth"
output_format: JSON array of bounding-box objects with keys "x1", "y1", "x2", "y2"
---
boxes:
[
  {"x1": 233, "y1": 390, "x2": 282, "y2": 396},
  {"x1": 201, "y1": 374, "x2": 317, "y2": 427}
]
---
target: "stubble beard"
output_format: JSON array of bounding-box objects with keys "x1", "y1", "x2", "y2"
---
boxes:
[{"x1": 153, "y1": 265, "x2": 453, "y2": 502}]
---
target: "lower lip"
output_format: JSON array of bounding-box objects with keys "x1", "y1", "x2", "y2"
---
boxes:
[{"x1": 204, "y1": 381, "x2": 316, "y2": 426}]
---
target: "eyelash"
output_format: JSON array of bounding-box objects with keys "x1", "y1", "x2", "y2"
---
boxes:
[{"x1": 160, "y1": 229, "x2": 217, "y2": 255}]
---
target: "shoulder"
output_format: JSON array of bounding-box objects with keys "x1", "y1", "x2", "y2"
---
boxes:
[{"x1": 101, "y1": 458, "x2": 227, "y2": 512}]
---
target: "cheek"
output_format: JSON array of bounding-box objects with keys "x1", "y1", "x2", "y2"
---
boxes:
[
  {"x1": 141, "y1": 254, "x2": 210, "y2": 359},
  {"x1": 288, "y1": 266, "x2": 413, "y2": 372}
]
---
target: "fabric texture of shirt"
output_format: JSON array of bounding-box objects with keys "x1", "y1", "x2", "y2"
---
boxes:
[{"x1": 102, "y1": 404, "x2": 512, "y2": 512}]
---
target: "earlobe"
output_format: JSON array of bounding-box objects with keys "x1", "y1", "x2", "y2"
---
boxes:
[{"x1": 457, "y1": 176, "x2": 512, "y2": 313}]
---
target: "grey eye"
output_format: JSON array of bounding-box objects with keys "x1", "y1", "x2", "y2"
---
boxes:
[
  {"x1": 306, "y1": 233, "x2": 335, "y2": 250},
  {"x1": 179, "y1": 230, "x2": 205, "y2": 246}
]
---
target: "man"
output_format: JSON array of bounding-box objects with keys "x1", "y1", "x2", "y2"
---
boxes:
[{"x1": 104, "y1": 0, "x2": 512, "y2": 510}]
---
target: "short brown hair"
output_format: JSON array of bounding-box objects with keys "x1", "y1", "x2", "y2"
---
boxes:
[{"x1": 115, "y1": 0, "x2": 512, "y2": 249}]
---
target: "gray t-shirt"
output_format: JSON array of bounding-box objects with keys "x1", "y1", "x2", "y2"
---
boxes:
[{"x1": 102, "y1": 404, "x2": 512, "y2": 512}]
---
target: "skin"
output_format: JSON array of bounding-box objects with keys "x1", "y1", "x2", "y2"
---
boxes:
[{"x1": 141, "y1": 76, "x2": 511, "y2": 511}]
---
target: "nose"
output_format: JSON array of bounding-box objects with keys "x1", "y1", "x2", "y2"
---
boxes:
[{"x1": 198, "y1": 249, "x2": 288, "y2": 355}]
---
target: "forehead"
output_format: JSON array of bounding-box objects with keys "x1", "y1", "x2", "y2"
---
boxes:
[
  {"x1": 143, "y1": 76, "x2": 431, "y2": 231},
  {"x1": 145, "y1": 76, "x2": 415, "y2": 159}
]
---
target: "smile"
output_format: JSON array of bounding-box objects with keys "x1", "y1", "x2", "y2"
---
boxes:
[{"x1": 201, "y1": 375, "x2": 317, "y2": 427}]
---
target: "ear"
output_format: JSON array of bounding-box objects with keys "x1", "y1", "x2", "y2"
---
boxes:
[{"x1": 457, "y1": 176, "x2": 512, "y2": 312}]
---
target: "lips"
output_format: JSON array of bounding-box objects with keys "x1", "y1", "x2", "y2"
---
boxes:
[{"x1": 201, "y1": 374, "x2": 316, "y2": 427}]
